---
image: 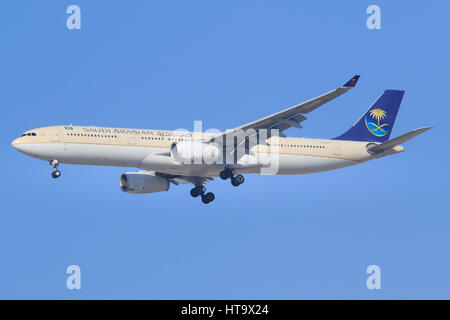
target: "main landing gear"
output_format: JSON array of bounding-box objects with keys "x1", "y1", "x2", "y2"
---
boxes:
[
  {"x1": 49, "y1": 160, "x2": 61, "y2": 179},
  {"x1": 219, "y1": 168, "x2": 245, "y2": 187},
  {"x1": 190, "y1": 185, "x2": 215, "y2": 204}
]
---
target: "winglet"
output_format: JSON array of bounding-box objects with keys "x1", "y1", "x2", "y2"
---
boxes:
[{"x1": 343, "y1": 75, "x2": 360, "y2": 88}]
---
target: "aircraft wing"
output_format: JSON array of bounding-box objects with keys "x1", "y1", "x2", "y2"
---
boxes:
[
  {"x1": 206, "y1": 75, "x2": 360, "y2": 143},
  {"x1": 155, "y1": 172, "x2": 213, "y2": 186}
]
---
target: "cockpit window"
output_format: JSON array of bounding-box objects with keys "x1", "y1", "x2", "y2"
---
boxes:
[{"x1": 20, "y1": 132, "x2": 37, "y2": 137}]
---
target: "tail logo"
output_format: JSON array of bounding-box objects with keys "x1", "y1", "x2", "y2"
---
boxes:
[{"x1": 365, "y1": 108, "x2": 389, "y2": 137}]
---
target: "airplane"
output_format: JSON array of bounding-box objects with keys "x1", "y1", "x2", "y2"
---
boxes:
[{"x1": 11, "y1": 75, "x2": 431, "y2": 204}]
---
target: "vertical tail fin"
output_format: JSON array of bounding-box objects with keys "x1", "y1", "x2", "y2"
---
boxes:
[{"x1": 333, "y1": 90, "x2": 405, "y2": 142}]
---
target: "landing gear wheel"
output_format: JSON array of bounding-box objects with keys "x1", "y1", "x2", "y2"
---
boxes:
[
  {"x1": 190, "y1": 186, "x2": 204, "y2": 198},
  {"x1": 206, "y1": 192, "x2": 215, "y2": 202},
  {"x1": 220, "y1": 168, "x2": 234, "y2": 180},
  {"x1": 231, "y1": 174, "x2": 244, "y2": 186},
  {"x1": 190, "y1": 188, "x2": 199, "y2": 197},
  {"x1": 51, "y1": 170, "x2": 61, "y2": 179},
  {"x1": 236, "y1": 174, "x2": 244, "y2": 185},
  {"x1": 202, "y1": 192, "x2": 215, "y2": 204},
  {"x1": 49, "y1": 160, "x2": 61, "y2": 179},
  {"x1": 219, "y1": 170, "x2": 229, "y2": 180}
]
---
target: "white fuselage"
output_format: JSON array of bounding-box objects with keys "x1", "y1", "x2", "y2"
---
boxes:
[{"x1": 11, "y1": 125, "x2": 401, "y2": 177}]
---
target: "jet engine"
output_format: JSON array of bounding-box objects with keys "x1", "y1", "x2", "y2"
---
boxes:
[
  {"x1": 120, "y1": 171, "x2": 170, "y2": 194},
  {"x1": 170, "y1": 141, "x2": 221, "y2": 164}
]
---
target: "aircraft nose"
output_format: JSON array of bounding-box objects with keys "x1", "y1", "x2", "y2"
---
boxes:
[
  {"x1": 11, "y1": 138, "x2": 20, "y2": 149},
  {"x1": 11, "y1": 138, "x2": 33, "y2": 155}
]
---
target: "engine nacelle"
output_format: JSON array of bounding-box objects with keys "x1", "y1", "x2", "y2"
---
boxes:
[
  {"x1": 120, "y1": 172, "x2": 170, "y2": 194},
  {"x1": 170, "y1": 141, "x2": 221, "y2": 164}
]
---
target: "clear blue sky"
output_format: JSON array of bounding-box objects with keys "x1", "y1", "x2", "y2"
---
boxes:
[{"x1": 1, "y1": 0, "x2": 449, "y2": 299}]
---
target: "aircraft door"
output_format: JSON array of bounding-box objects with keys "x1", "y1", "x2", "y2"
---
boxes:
[
  {"x1": 333, "y1": 142, "x2": 342, "y2": 156},
  {"x1": 50, "y1": 127, "x2": 60, "y2": 143},
  {"x1": 128, "y1": 134, "x2": 136, "y2": 145}
]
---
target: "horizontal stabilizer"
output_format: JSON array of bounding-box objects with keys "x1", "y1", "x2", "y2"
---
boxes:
[{"x1": 368, "y1": 126, "x2": 432, "y2": 154}]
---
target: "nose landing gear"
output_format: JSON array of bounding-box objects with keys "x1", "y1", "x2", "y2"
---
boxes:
[
  {"x1": 51, "y1": 170, "x2": 61, "y2": 178},
  {"x1": 49, "y1": 160, "x2": 61, "y2": 179}
]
